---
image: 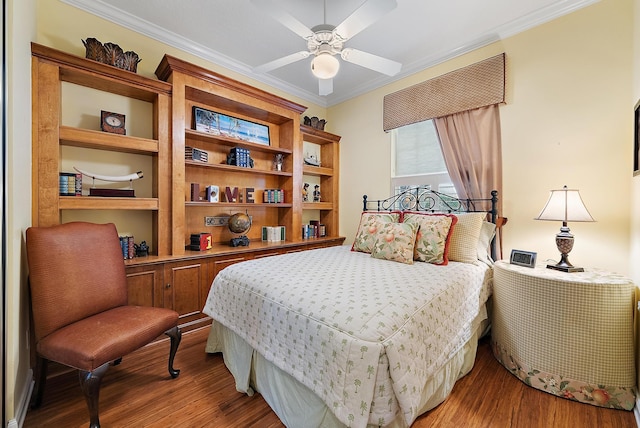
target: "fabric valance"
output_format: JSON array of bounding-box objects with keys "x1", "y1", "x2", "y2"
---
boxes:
[{"x1": 383, "y1": 53, "x2": 505, "y2": 132}]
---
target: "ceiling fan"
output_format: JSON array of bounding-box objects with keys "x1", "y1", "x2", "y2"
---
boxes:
[{"x1": 251, "y1": 0, "x2": 402, "y2": 96}]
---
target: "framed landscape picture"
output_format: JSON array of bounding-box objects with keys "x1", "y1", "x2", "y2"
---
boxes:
[{"x1": 193, "y1": 106, "x2": 270, "y2": 146}]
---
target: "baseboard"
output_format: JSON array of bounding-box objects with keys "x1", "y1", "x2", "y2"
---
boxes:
[{"x1": 6, "y1": 369, "x2": 34, "y2": 428}]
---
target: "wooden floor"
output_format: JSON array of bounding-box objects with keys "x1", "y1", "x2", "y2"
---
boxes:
[{"x1": 24, "y1": 326, "x2": 637, "y2": 428}]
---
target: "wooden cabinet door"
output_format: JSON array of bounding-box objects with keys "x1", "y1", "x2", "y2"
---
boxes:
[
  {"x1": 164, "y1": 260, "x2": 208, "y2": 325},
  {"x1": 126, "y1": 265, "x2": 164, "y2": 308}
]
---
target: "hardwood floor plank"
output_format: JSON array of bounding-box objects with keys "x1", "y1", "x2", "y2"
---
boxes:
[{"x1": 24, "y1": 328, "x2": 636, "y2": 427}]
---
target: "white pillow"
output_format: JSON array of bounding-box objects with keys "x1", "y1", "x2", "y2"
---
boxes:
[{"x1": 477, "y1": 221, "x2": 496, "y2": 264}]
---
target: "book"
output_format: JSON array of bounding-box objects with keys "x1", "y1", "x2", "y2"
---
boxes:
[
  {"x1": 185, "y1": 146, "x2": 209, "y2": 162},
  {"x1": 261, "y1": 226, "x2": 286, "y2": 242}
]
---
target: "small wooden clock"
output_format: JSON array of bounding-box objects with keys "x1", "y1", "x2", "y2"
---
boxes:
[{"x1": 101, "y1": 110, "x2": 126, "y2": 135}]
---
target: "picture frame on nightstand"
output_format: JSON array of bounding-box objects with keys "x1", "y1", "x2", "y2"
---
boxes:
[{"x1": 509, "y1": 249, "x2": 537, "y2": 268}]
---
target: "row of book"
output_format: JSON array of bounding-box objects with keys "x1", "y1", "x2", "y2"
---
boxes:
[
  {"x1": 229, "y1": 147, "x2": 251, "y2": 167},
  {"x1": 263, "y1": 189, "x2": 285, "y2": 203},
  {"x1": 59, "y1": 172, "x2": 82, "y2": 196},
  {"x1": 302, "y1": 221, "x2": 326, "y2": 239},
  {"x1": 261, "y1": 226, "x2": 286, "y2": 242},
  {"x1": 119, "y1": 235, "x2": 135, "y2": 259},
  {"x1": 185, "y1": 146, "x2": 209, "y2": 163}
]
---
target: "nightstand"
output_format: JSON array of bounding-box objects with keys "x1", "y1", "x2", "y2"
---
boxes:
[{"x1": 491, "y1": 260, "x2": 637, "y2": 410}]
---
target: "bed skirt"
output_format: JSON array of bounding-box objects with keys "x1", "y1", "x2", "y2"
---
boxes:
[{"x1": 206, "y1": 314, "x2": 490, "y2": 428}]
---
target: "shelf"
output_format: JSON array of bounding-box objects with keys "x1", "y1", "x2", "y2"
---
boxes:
[
  {"x1": 185, "y1": 129, "x2": 292, "y2": 154},
  {"x1": 303, "y1": 202, "x2": 333, "y2": 210},
  {"x1": 185, "y1": 159, "x2": 293, "y2": 176},
  {"x1": 60, "y1": 126, "x2": 159, "y2": 154},
  {"x1": 59, "y1": 196, "x2": 159, "y2": 210},
  {"x1": 300, "y1": 124, "x2": 341, "y2": 145},
  {"x1": 303, "y1": 165, "x2": 333, "y2": 177},
  {"x1": 32, "y1": 43, "x2": 171, "y2": 102},
  {"x1": 186, "y1": 202, "x2": 292, "y2": 208}
]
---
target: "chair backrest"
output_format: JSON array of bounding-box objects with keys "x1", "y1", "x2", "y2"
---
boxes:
[{"x1": 26, "y1": 222, "x2": 128, "y2": 341}]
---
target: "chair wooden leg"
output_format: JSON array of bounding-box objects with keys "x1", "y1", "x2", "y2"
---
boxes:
[
  {"x1": 165, "y1": 326, "x2": 182, "y2": 378},
  {"x1": 79, "y1": 362, "x2": 110, "y2": 428},
  {"x1": 30, "y1": 355, "x2": 48, "y2": 409}
]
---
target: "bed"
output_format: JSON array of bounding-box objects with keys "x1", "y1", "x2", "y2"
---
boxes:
[{"x1": 203, "y1": 188, "x2": 500, "y2": 427}]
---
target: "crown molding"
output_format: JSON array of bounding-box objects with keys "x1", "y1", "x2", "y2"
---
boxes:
[{"x1": 61, "y1": 0, "x2": 598, "y2": 108}]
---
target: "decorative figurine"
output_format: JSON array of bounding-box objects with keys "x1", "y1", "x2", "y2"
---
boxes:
[
  {"x1": 313, "y1": 184, "x2": 321, "y2": 202},
  {"x1": 274, "y1": 153, "x2": 284, "y2": 171},
  {"x1": 134, "y1": 241, "x2": 149, "y2": 257},
  {"x1": 302, "y1": 183, "x2": 310, "y2": 202}
]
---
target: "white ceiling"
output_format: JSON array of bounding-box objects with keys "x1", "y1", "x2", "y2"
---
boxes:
[{"x1": 61, "y1": 0, "x2": 597, "y2": 107}]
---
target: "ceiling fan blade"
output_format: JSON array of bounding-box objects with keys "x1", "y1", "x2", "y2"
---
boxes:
[
  {"x1": 250, "y1": 0, "x2": 314, "y2": 39},
  {"x1": 334, "y1": 0, "x2": 397, "y2": 40},
  {"x1": 254, "y1": 51, "x2": 310, "y2": 73},
  {"x1": 341, "y1": 48, "x2": 401, "y2": 76},
  {"x1": 319, "y1": 78, "x2": 333, "y2": 96}
]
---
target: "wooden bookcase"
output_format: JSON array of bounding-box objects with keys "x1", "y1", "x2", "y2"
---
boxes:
[
  {"x1": 301, "y1": 124, "x2": 341, "y2": 237},
  {"x1": 31, "y1": 42, "x2": 172, "y2": 256},
  {"x1": 32, "y1": 44, "x2": 344, "y2": 331}
]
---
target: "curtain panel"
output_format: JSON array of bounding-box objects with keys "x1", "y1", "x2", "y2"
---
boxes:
[
  {"x1": 383, "y1": 53, "x2": 505, "y2": 132},
  {"x1": 434, "y1": 105, "x2": 503, "y2": 214}
]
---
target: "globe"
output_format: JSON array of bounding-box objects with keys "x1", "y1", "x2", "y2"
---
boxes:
[{"x1": 228, "y1": 212, "x2": 251, "y2": 234}]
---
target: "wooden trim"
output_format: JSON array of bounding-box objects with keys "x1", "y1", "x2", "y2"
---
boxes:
[
  {"x1": 155, "y1": 54, "x2": 306, "y2": 115},
  {"x1": 31, "y1": 42, "x2": 171, "y2": 96}
]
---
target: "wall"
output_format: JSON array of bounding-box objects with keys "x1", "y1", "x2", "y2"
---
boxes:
[
  {"x1": 13, "y1": 0, "x2": 634, "y2": 424},
  {"x1": 630, "y1": 0, "x2": 640, "y2": 410},
  {"x1": 6, "y1": 0, "x2": 36, "y2": 426},
  {"x1": 331, "y1": 0, "x2": 633, "y2": 276}
]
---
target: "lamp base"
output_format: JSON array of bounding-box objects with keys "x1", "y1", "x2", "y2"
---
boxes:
[{"x1": 546, "y1": 263, "x2": 584, "y2": 273}]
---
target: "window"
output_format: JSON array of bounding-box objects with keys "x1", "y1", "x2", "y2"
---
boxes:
[{"x1": 391, "y1": 119, "x2": 456, "y2": 199}]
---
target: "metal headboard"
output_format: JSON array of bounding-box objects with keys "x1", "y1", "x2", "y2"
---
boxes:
[{"x1": 362, "y1": 187, "x2": 500, "y2": 259}]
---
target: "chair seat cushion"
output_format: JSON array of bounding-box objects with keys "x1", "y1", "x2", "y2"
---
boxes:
[{"x1": 37, "y1": 305, "x2": 179, "y2": 372}]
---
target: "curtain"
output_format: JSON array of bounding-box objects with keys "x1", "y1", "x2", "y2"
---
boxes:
[
  {"x1": 434, "y1": 104, "x2": 502, "y2": 213},
  {"x1": 383, "y1": 54, "x2": 505, "y2": 132}
]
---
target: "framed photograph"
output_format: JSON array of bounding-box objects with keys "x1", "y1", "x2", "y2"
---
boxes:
[
  {"x1": 193, "y1": 106, "x2": 270, "y2": 146},
  {"x1": 634, "y1": 99, "x2": 640, "y2": 176}
]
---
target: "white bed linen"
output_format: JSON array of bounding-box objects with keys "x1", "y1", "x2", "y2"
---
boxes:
[{"x1": 203, "y1": 246, "x2": 492, "y2": 427}]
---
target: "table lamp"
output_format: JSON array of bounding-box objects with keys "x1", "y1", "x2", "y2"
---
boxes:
[{"x1": 534, "y1": 185, "x2": 595, "y2": 272}]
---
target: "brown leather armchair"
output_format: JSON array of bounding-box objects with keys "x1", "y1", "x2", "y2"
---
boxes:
[{"x1": 26, "y1": 222, "x2": 181, "y2": 428}]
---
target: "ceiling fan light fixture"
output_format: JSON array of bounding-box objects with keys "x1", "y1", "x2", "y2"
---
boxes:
[{"x1": 311, "y1": 53, "x2": 340, "y2": 79}]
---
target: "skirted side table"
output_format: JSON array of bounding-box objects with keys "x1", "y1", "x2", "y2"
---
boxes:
[{"x1": 491, "y1": 260, "x2": 637, "y2": 410}]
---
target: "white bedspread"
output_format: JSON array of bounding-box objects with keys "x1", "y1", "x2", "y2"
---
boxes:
[{"x1": 203, "y1": 245, "x2": 491, "y2": 427}]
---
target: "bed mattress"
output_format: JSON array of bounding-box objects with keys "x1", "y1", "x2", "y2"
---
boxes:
[{"x1": 203, "y1": 245, "x2": 492, "y2": 427}]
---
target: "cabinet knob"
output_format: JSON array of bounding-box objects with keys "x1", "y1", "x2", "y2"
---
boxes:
[{"x1": 165, "y1": 283, "x2": 171, "y2": 289}]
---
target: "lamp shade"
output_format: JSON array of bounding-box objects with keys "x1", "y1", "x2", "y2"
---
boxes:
[
  {"x1": 311, "y1": 53, "x2": 340, "y2": 79},
  {"x1": 535, "y1": 185, "x2": 595, "y2": 222}
]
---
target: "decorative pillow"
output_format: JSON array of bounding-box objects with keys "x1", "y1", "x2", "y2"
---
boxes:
[
  {"x1": 403, "y1": 212, "x2": 457, "y2": 265},
  {"x1": 447, "y1": 212, "x2": 486, "y2": 264},
  {"x1": 370, "y1": 221, "x2": 419, "y2": 264},
  {"x1": 351, "y1": 211, "x2": 402, "y2": 253},
  {"x1": 477, "y1": 221, "x2": 497, "y2": 264}
]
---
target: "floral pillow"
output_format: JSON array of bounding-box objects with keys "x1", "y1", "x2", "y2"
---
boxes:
[
  {"x1": 370, "y1": 221, "x2": 419, "y2": 264},
  {"x1": 351, "y1": 211, "x2": 402, "y2": 253},
  {"x1": 403, "y1": 213, "x2": 457, "y2": 265}
]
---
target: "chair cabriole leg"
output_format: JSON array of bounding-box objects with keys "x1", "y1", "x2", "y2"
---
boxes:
[
  {"x1": 79, "y1": 362, "x2": 109, "y2": 428},
  {"x1": 165, "y1": 326, "x2": 182, "y2": 378}
]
